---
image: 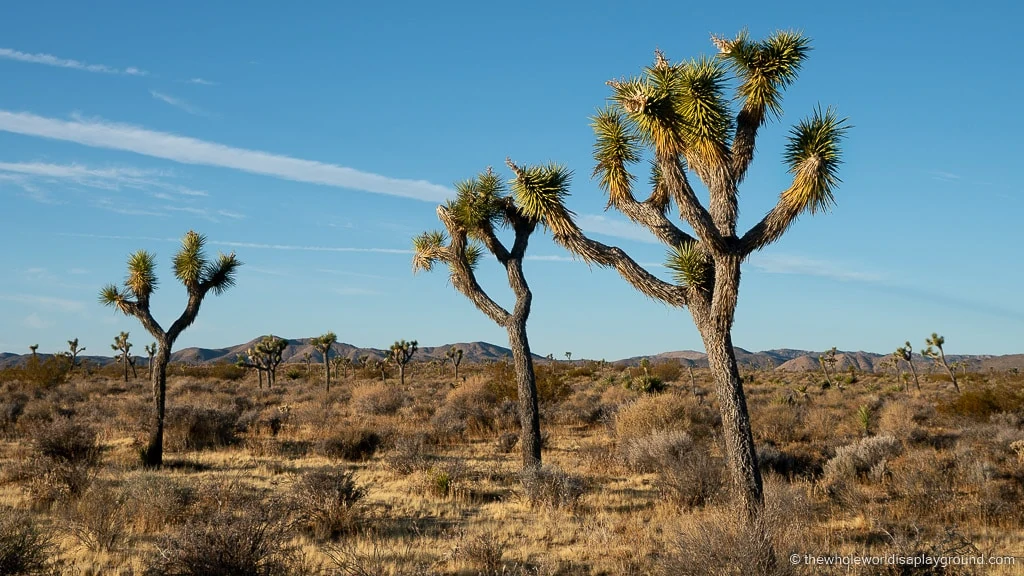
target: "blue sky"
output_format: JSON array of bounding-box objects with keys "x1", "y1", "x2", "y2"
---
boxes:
[{"x1": 1, "y1": 1, "x2": 1021, "y2": 360}]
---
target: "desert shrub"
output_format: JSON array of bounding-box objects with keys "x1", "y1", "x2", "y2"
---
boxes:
[
  {"x1": 0, "y1": 507, "x2": 55, "y2": 576},
  {"x1": 9, "y1": 356, "x2": 72, "y2": 389},
  {"x1": 557, "y1": 390, "x2": 606, "y2": 426},
  {"x1": 877, "y1": 399, "x2": 928, "y2": 443},
  {"x1": 939, "y1": 383, "x2": 1024, "y2": 421},
  {"x1": 165, "y1": 405, "x2": 241, "y2": 451},
  {"x1": 317, "y1": 427, "x2": 383, "y2": 461},
  {"x1": 63, "y1": 482, "x2": 131, "y2": 552},
  {"x1": 756, "y1": 444, "x2": 823, "y2": 479},
  {"x1": 384, "y1": 433, "x2": 432, "y2": 474},
  {"x1": 615, "y1": 393, "x2": 718, "y2": 444},
  {"x1": 751, "y1": 403, "x2": 806, "y2": 445},
  {"x1": 285, "y1": 367, "x2": 303, "y2": 380},
  {"x1": 535, "y1": 364, "x2": 571, "y2": 403},
  {"x1": 431, "y1": 379, "x2": 496, "y2": 438},
  {"x1": 144, "y1": 500, "x2": 298, "y2": 576},
  {"x1": 31, "y1": 418, "x2": 101, "y2": 467},
  {"x1": 659, "y1": 482, "x2": 808, "y2": 576},
  {"x1": 657, "y1": 443, "x2": 724, "y2": 509},
  {"x1": 289, "y1": 466, "x2": 366, "y2": 540},
  {"x1": 650, "y1": 360, "x2": 684, "y2": 383},
  {"x1": 122, "y1": 473, "x2": 196, "y2": 533},
  {"x1": 0, "y1": 393, "x2": 28, "y2": 437},
  {"x1": 822, "y1": 434, "x2": 902, "y2": 490},
  {"x1": 620, "y1": 429, "x2": 693, "y2": 473},
  {"x1": 887, "y1": 448, "x2": 956, "y2": 510},
  {"x1": 415, "y1": 459, "x2": 468, "y2": 499},
  {"x1": 351, "y1": 382, "x2": 404, "y2": 416},
  {"x1": 496, "y1": 432, "x2": 519, "y2": 454},
  {"x1": 519, "y1": 465, "x2": 586, "y2": 510},
  {"x1": 460, "y1": 527, "x2": 510, "y2": 576}
]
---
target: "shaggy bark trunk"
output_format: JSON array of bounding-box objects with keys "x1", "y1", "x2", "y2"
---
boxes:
[
  {"x1": 143, "y1": 341, "x2": 171, "y2": 468},
  {"x1": 324, "y1": 359, "x2": 331, "y2": 393},
  {"x1": 700, "y1": 326, "x2": 764, "y2": 518},
  {"x1": 908, "y1": 359, "x2": 921, "y2": 392},
  {"x1": 399, "y1": 364, "x2": 406, "y2": 386},
  {"x1": 508, "y1": 315, "x2": 541, "y2": 469}
]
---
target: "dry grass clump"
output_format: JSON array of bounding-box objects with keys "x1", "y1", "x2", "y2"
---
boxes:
[
  {"x1": 0, "y1": 507, "x2": 55, "y2": 576},
  {"x1": 351, "y1": 382, "x2": 405, "y2": 416},
  {"x1": 62, "y1": 481, "x2": 132, "y2": 553},
  {"x1": 164, "y1": 405, "x2": 241, "y2": 451},
  {"x1": 317, "y1": 426, "x2": 384, "y2": 461},
  {"x1": 431, "y1": 378, "x2": 498, "y2": 438},
  {"x1": 519, "y1": 465, "x2": 586, "y2": 510},
  {"x1": 414, "y1": 459, "x2": 468, "y2": 499},
  {"x1": 289, "y1": 465, "x2": 366, "y2": 540},
  {"x1": 821, "y1": 434, "x2": 902, "y2": 492},
  {"x1": 15, "y1": 418, "x2": 102, "y2": 508},
  {"x1": 614, "y1": 392, "x2": 718, "y2": 443},
  {"x1": 384, "y1": 432, "x2": 432, "y2": 475},
  {"x1": 120, "y1": 472, "x2": 196, "y2": 533}
]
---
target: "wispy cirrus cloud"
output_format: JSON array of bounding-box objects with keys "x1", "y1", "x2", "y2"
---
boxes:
[
  {"x1": 577, "y1": 214, "x2": 659, "y2": 244},
  {"x1": 0, "y1": 47, "x2": 146, "y2": 75},
  {"x1": 0, "y1": 110, "x2": 453, "y2": 202},
  {"x1": 0, "y1": 293, "x2": 85, "y2": 312},
  {"x1": 57, "y1": 233, "x2": 412, "y2": 254},
  {"x1": 747, "y1": 253, "x2": 883, "y2": 283},
  {"x1": 186, "y1": 77, "x2": 217, "y2": 86},
  {"x1": 150, "y1": 90, "x2": 212, "y2": 117}
]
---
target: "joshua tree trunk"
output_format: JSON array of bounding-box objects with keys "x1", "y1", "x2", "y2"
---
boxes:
[
  {"x1": 508, "y1": 315, "x2": 541, "y2": 468},
  {"x1": 907, "y1": 358, "x2": 921, "y2": 392},
  {"x1": 700, "y1": 324, "x2": 763, "y2": 515},
  {"x1": 144, "y1": 341, "x2": 171, "y2": 468}
]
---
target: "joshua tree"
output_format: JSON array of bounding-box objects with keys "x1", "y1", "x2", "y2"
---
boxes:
[
  {"x1": 28, "y1": 344, "x2": 38, "y2": 359},
  {"x1": 239, "y1": 335, "x2": 288, "y2": 389},
  {"x1": 312, "y1": 332, "x2": 337, "y2": 392},
  {"x1": 237, "y1": 347, "x2": 265, "y2": 388},
  {"x1": 818, "y1": 347, "x2": 837, "y2": 388},
  {"x1": 413, "y1": 169, "x2": 548, "y2": 469},
  {"x1": 145, "y1": 343, "x2": 157, "y2": 379},
  {"x1": 923, "y1": 333, "x2": 959, "y2": 393},
  {"x1": 100, "y1": 230, "x2": 240, "y2": 468},
  {"x1": 302, "y1": 352, "x2": 313, "y2": 377},
  {"x1": 490, "y1": 31, "x2": 847, "y2": 516},
  {"x1": 65, "y1": 338, "x2": 86, "y2": 369},
  {"x1": 388, "y1": 339, "x2": 418, "y2": 386},
  {"x1": 446, "y1": 347, "x2": 464, "y2": 380},
  {"x1": 333, "y1": 356, "x2": 352, "y2": 380},
  {"x1": 373, "y1": 358, "x2": 388, "y2": 382},
  {"x1": 565, "y1": 351, "x2": 572, "y2": 362},
  {"x1": 895, "y1": 342, "x2": 920, "y2": 392},
  {"x1": 111, "y1": 331, "x2": 136, "y2": 383}
]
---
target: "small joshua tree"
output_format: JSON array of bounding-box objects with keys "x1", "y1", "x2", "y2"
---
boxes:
[
  {"x1": 145, "y1": 343, "x2": 157, "y2": 379},
  {"x1": 565, "y1": 351, "x2": 572, "y2": 362},
  {"x1": 112, "y1": 331, "x2": 136, "y2": 383},
  {"x1": 895, "y1": 342, "x2": 920, "y2": 392},
  {"x1": 302, "y1": 352, "x2": 313, "y2": 377},
  {"x1": 29, "y1": 344, "x2": 38, "y2": 359},
  {"x1": 818, "y1": 347, "x2": 837, "y2": 388},
  {"x1": 239, "y1": 335, "x2": 288, "y2": 389},
  {"x1": 312, "y1": 332, "x2": 337, "y2": 392},
  {"x1": 66, "y1": 338, "x2": 86, "y2": 370},
  {"x1": 237, "y1": 347, "x2": 265, "y2": 388},
  {"x1": 922, "y1": 333, "x2": 959, "y2": 393},
  {"x1": 100, "y1": 230, "x2": 240, "y2": 468},
  {"x1": 413, "y1": 168, "x2": 547, "y2": 468},
  {"x1": 388, "y1": 339, "x2": 418, "y2": 386},
  {"x1": 446, "y1": 347, "x2": 464, "y2": 380}
]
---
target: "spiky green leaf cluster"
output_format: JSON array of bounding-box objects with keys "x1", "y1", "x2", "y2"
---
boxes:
[
  {"x1": 719, "y1": 30, "x2": 810, "y2": 122},
  {"x1": 173, "y1": 231, "x2": 207, "y2": 286},
  {"x1": 676, "y1": 57, "x2": 733, "y2": 169},
  {"x1": 782, "y1": 106, "x2": 848, "y2": 214},
  {"x1": 448, "y1": 169, "x2": 507, "y2": 238},
  {"x1": 126, "y1": 250, "x2": 158, "y2": 300},
  {"x1": 592, "y1": 107, "x2": 640, "y2": 207},
  {"x1": 412, "y1": 230, "x2": 448, "y2": 273},
  {"x1": 508, "y1": 162, "x2": 575, "y2": 234},
  {"x1": 665, "y1": 242, "x2": 713, "y2": 291}
]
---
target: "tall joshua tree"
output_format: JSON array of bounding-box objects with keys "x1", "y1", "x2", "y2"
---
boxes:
[
  {"x1": 100, "y1": 230, "x2": 240, "y2": 468},
  {"x1": 66, "y1": 338, "x2": 86, "y2": 370},
  {"x1": 389, "y1": 339, "x2": 418, "y2": 385},
  {"x1": 496, "y1": 31, "x2": 847, "y2": 515},
  {"x1": 446, "y1": 347, "x2": 464, "y2": 380},
  {"x1": 414, "y1": 169, "x2": 547, "y2": 469},
  {"x1": 923, "y1": 333, "x2": 959, "y2": 393},
  {"x1": 896, "y1": 342, "x2": 920, "y2": 392},
  {"x1": 238, "y1": 335, "x2": 288, "y2": 389},
  {"x1": 818, "y1": 346, "x2": 837, "y2": 388},
  {"x1": 112, "y1": 331, "x2": 136, "y2": 383},
  {"x1": 312, "y1": 332, "x2": 336, "y2": 392}
]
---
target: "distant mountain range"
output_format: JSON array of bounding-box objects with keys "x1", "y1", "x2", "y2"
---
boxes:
[{"x1": 1, "y1": 339, "x2": 1022, "y2": 372}]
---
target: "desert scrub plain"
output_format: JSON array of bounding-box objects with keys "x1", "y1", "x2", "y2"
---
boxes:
[{"x1": 0, "y1": 357, "x2": 1022, "y2": 575}]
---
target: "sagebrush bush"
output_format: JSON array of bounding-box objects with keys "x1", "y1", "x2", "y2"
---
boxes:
[
  {"x1": 520, "y1": 465, "x2": 586, "y2": 510},
  {"x1": 822, "y1": 434, "x2": 902, "y2": 490},
  {"x1": 384, "y1": 433, "x2": 432, "y2": 474},
  {"x1": 431, "y1": 379, "x2": 496, "y2": 438},
  {"x1": 63, "y1": 481, "x2": 131, "y2": 552},
  {"x1": 620, "y1": 429, "x2": 693, "y2": 473},
  {"x1": 415, "y1": 460, "x2": 467, "y2": 499},
  {"x1": 656, "y1": 443, "x2": 724, "y2": 509},
  {"x1": 350, "y1": 382, "x2": 404, "y2": 416},
  {"x1": 0, "y1": 507, "x2": 55, "y2": 576},
  {"x1": 165, "y1": 405, "x2": 241, "y2": 451},
  {"x1": 144, "y1": 501, "x2": 298, "y2": 576},
  {"x1": 290, "y1": 466, "x2": 366, "y2": 540},
  {"x1": 615, "y1": 393, "x2": 718, "y2": 444},
  {"x1": 121, "y1": 473, "x2": 196, "y2": 533},
  {"x1": 317, "y1": 427, "x2": 383, "y2": 461},
  {"x1": 31, "y1": 417, "x2": 101, "y2": 467},
  {"x1": 938, "y1": 383, "x2": 1024, "y2": 420}
]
